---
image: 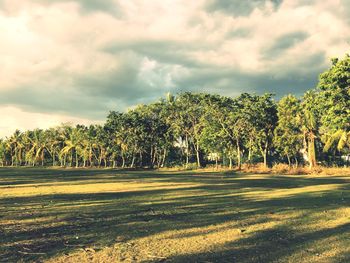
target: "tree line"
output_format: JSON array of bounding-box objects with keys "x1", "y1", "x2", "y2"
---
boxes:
[{"x1": 0, "y1": 55, "x2": 349, "y2": 169}]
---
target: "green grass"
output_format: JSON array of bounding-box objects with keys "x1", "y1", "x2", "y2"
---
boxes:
[{"x1": 0, "y1": 168, "x2": 349, "y2": 263}]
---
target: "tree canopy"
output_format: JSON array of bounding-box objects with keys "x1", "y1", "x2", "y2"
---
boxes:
[{"x1": 1, "y1": 54, "x2": 349, "y2": 169}]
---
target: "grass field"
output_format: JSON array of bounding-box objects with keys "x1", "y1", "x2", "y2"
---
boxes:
[{"x1": 0, "y1": 168, "x2": 349, "y2": 263}]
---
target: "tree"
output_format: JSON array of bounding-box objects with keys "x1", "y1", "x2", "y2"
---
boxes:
[
  {"x1": 106, "y1": 111, "x2": 127, "y2": 168},
  {"x1": 0, "y1": 139, "x2": 7, "y2": 166},
  {"x1": 242, "y1": 94, "x2": 277, "y2": 168},
  {"x1": 1, "y1": 72, "x2": 349, "y2": 170},
  {"x1": 169, "y1": 93, "x2": 207, "y2": 168},
  {"x1": 45, "y1": 128, "x2": 61, "y2": 166},
  {"x1": 301, "y1": 91, "x2": 320, "y2": 168},
  {"x1": 324, "y1": 130, "x2": 350, "y2": 152},
  {"x1": 318, "y1": 55, "x2": 350, "y2": 156},
  {"x1": 203, "y1": 94, "x2": 245, "y2": 169},
  {"x1": 60, "y1": 126, "x2": 84, "y2": 168},
  {"x1": 200, "y1": 100, "x2": 226, "y2": 169},
  {"x1": 6, "y1": 130, "x2": 24, "y2": 166},
  {"x1": 274, "y1": 95, "x2": 303, "y2": 166}
]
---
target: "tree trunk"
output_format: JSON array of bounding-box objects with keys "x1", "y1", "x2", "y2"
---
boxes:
[
  {"x1": 261, "y1": 141, "x2": 269, "y2": 168},
  {"x1": 152, "y1": 147, "x2": 157, "y2": 166},
  {"x1": 89, "y1": 148, "x2": 93, "y2": 167},
  {"x1": 308, "y1": 132, "x2": 317, "y2": 168},
  {"x1": 248, "y1": 138, "x2": 253, "y2": 163},
  {"x1": 75, "y1": 151, "x2": 78, "y2": 168},
  {"x1": 229, "y1": 157, "x2": 233, "y2": 169},
  {"x1": 263, "y1": 149, "x2": 267, "y2": 168},
  {"x1": 195, "y1": 140, "x2": 201, "y2": 168},
  {"x1": 161, "y1": 149, "x2": 167, "y2": 168},
  {"x1": 150, "y1": 147, "x2": 154, "y2": 168},
  {"x1": 287, "y1": 154, "x2": 291, "y2": 167},
  {"x1": 130, "y1": 155, "x2": 135, "y2": 168},
  {"x1": 236, "y1": 141, "x2": 241, "y2": 170},
  {"x1": 139, "y1": 152, "x2": 143, "y2": 167},
  {"x1": 70, "y1": 152, "x2": 73, "y2": 167},
  {"x1": 157, "y1": 153, "x2": 161, "y2": 168},
  {"x1": 99, "y1": 149, "x2": 103, "y2": 168},
  {"x1": 122, "y1": 155, "x2": 125, "y2": 168},
  {"x1": 185, "y1": 135, "x2": 189, "y2": 168}
]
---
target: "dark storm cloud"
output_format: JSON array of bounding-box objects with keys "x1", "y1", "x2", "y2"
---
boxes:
[
  {"x1": 0, "y1": 0, "x2": 348, "y2": 131},
  {"x1": 0, "y1": 85, "x2": 108, "y2": 119},
  {"x1": 173, "y1": 52, "x2": 327, "y2": 98},
  {"x1": 74, "y1": 63, "x2": 170, "y2": 105},
  {"x1": 0, "y1": 42, "x2": 328, "y2": 120},
  {"x1": 206, "y1": 0, "x2": 283, "y2": 16},
  {"x1": 174, "y1": 68, "x2": 319, "y2": 99},
  {"x1": 103, "y1": 40, "x2": 212, "y2": 68},
  {"x1": 0, "y1": 55, "x2": 173, "y2": 119},
  {"x1": 263, "y1": 31, "x2": 309, "y2": 58}
]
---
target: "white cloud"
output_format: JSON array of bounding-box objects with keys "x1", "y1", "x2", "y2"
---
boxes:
[
  {"x1": 0, "y1": 106, "x2": 101, "y2": 137},
  {"x1": 0, "y1": 0, "x2": 349, "y2": 136}
]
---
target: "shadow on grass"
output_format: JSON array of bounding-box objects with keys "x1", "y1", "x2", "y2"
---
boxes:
[
  {"x1": 0, "y1": 168, "x2": 349, "y2": 262},
  {"x1": 159, "y1": 222, "x2": 350, "y2": 263}
]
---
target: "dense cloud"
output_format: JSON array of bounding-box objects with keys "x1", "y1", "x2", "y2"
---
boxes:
[
  {"x1": 0, "y1": 0, "x2": 349, "y2": 136},
  {"x1": 206, "y1": 0, "x2": 283, "y2": 16}
]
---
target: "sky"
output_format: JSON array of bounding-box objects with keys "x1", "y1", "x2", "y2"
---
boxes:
[{"x1": 0, "y1": 0, "x2": 349, "y2": 137}]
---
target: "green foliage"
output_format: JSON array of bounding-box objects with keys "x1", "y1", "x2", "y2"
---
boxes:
[
  {"x1": 323, "y1": 130, "x2": 350, "y2": 152},
  {"x1": 318, "y1": 54, "x2": 350, "y2": 131},
  {"x1": 1, "y1": 54, "x2": 350, "y2": 168},
  {"x1": 317, "y1": 54, "x2": 350, "y2": 154},
  {"x1": 274, "y1": 95, "x2": 303, "y2": 165}
]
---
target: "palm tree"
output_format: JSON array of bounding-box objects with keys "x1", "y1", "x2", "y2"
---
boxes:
[
  {"x1": 6, "y1": 130, "x2": 24, "y2": 166},
  {"x1": 60, "y1": 126, "x2": 83, "y2": 168},
  {"x1": 45, "y1": 128, "x2": 62, "y2": 166},
  {"x1": 0, "y1": 139, "x2": 7, "y2": 166},
  {"x1": 23, "y1": 130, "x2": 35, "y2": 166},
  {"x1": 301, "y1": 91, "x2": 319, "y2": 168},
  {"x1": 32, "y1": 129, "x2": 47, "y2": 166},
  {"x1": 324, "y1": 130, "x2": 350, "y2": 152},
  {"x1": 57, "y1": 124, "x2": 72, "y2": 167}
]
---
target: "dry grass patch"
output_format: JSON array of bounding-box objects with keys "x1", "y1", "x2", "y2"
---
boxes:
[{"x1": 0, "y1": 168, "x2": 349, "y2": 263}]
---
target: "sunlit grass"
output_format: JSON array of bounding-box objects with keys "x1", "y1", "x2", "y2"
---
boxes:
[{"x1": 0, "y1": 168, "x2": 349, "y2": 262}]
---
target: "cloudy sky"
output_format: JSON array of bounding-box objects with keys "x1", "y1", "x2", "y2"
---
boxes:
[{"x1": 0, "y1": 0, "x2": 349, "y2": 136}]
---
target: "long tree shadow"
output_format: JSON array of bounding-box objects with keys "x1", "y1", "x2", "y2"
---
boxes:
[
  {"x1": 160, "y1": 222, "x2": 350, "y2": 263},
  {"x1": 0, "y1": 169, "x2": 349, "y2": 262}
]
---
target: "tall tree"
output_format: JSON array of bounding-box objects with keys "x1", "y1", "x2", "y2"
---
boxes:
[
  {"x1": 6, "y1": 130, "x2": 24, "y2": 166},
  {"x1": 0, "y1": 139, "x2": 7, "y2": 166},
  {"x1": 318, "y1": 55, "x2": 350, "y2": 156},
  {"x1": 242, "y1": 94, "x2": 277, "y2": 167},
  {"x1": 274, "y1": 95, "x2": 303, "y2": 166},
  {"x1": 60, "y1": 126, "x2": 84, "y2": 168},
  {"x1": 301, "y1": 91, "x2": 320, "y2": 168},
  {"x1": 170, "y1": 93, "x2": 207, "y2": 168}
]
